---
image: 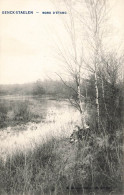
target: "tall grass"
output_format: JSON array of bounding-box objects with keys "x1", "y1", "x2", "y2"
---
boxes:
[
  {"x1": 0, "y1": 99, "x2": 123, "y2": 195},
  {"x1": 0, "y1": 128, "x2": 123, "y2": 195}
]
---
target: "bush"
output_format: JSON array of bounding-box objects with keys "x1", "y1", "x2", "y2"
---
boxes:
[
  {"x1": 13, "y1": 101, "x2": 31, "y2": 123},
  {"x1": 0, "y1": 104, "x2": 8, "y2": 128},
  {"x1": 0, "y1": 100, "x2": 42, "y2": 129}
]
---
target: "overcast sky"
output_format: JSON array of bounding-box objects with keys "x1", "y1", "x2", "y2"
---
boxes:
[{"x1": 0, "y1": 0, "x2": 124, "y2": 84}]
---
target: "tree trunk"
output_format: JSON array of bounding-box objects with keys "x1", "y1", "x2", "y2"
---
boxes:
[
  {"x1": 77, "y1": 83, "x2": 85, "y2": 128},
  {"x1": 101, "y1": 76, "x2": 110, "y2": 120},
  {"x1": 94, "y1": 68, "x2": 100, "y2": 129}
]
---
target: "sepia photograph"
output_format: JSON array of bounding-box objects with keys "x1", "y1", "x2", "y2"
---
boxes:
[{"x1": 0, "y1": 0, "x2": 124, "y2": 194}]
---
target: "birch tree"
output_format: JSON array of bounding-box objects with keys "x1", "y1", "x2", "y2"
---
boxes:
[
  {"x1": 55, "y1": 0, "x2": 88, "y2": 127},
  {"x1": 55, "y1": 0, "x2": 110, "y2": 129},
  {"x1": 82, "y1": 0, "x2": 108, "y2": 129}
]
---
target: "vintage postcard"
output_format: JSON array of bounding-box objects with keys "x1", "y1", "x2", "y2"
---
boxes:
[{"x1": 0, "y1": 0, "x2": 124, "y2": 195}]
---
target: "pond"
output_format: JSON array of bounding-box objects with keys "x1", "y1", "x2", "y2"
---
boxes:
[{"x1": 0, "y1": 95, "x2": 80, "y2": 160}]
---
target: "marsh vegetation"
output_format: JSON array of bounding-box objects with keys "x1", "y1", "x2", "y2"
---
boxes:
[{"x1": 0, "y1": 92, "x2": 123, "y2": 195}]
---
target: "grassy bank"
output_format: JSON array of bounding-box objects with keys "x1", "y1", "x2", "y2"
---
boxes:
[
  {"x1": 0, "y1": 97, "x2": 123, "y2": 195},
  {"x1": 0, "y1": 128, "x2": 123, "y2": 195}
]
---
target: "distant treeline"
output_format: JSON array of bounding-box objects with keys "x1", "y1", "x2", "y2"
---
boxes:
[{"x1": 0, "y1": 80, "x2": 73, "y2": 98}]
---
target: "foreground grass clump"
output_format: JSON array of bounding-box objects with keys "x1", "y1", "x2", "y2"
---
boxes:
[
  {"x1": 0, "y1": 137, "x2": 66, "y2": 194},
  {"x1": 0, "y1": 131, "x2": 123, "y2": 195}
]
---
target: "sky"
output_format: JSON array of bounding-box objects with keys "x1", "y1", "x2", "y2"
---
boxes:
[{"x1": 0, "y1": 0, "x2": 124, "y2": 84}]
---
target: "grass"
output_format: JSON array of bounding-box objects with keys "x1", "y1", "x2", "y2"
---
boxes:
[
  {"x1": 0, "y1": 97, "x2": 123, "y2": 195},
  {"x1": 0, "y1": 128, "x2": 123, "y2": 195}
]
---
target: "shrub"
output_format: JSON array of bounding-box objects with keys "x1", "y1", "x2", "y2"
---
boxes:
[
  {"x1": 0, "y1": 100, "x2": 42, "y2": 129},
  {"x1": 13, "y1": 101, "x2": 31, "y2": 123},
  {"x1": 0, "y1": 103, "x2": 8, "y2": 128}
]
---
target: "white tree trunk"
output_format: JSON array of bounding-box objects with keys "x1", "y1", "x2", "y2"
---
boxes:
[
  {"x1": 77, "y1": 83, "x2": 86, "y2": 127},
  {"x1": 94, "y1": 68, "x2": 100, "y2": 129}
]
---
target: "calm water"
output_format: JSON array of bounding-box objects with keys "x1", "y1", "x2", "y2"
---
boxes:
[
  {"x1": 0, "y1": 95, "x2": 74, "y2": 117},
  {"x1": 0, "y1": 95, "x2": 80, "y2": 159}
]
